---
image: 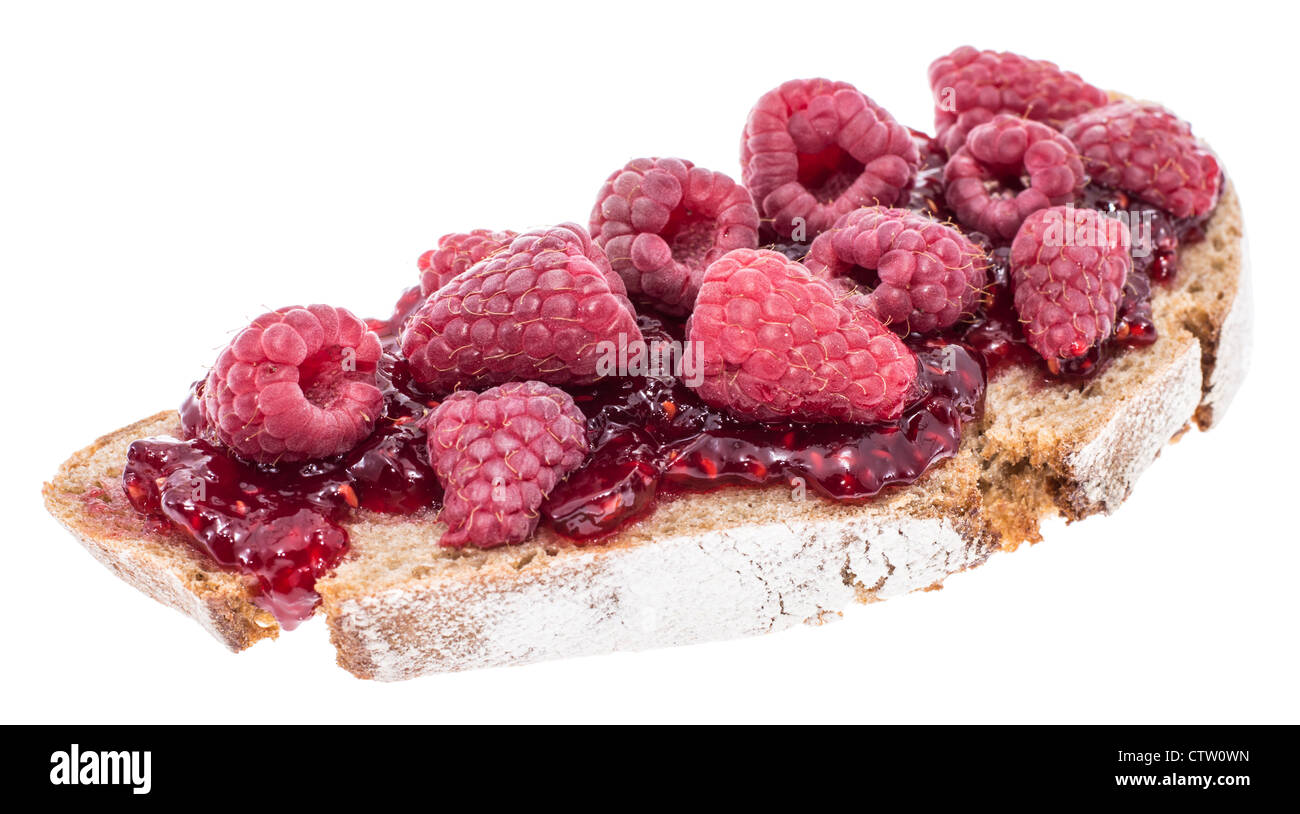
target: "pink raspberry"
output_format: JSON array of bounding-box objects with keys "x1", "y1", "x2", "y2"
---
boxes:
[
  {"x1": 944, "y1": 115, "x2": 1085, "y2": 241},
  {"x1": 1063, "y1": 101, "x2": 1221, "y2": 219},
  {"x1": 590, "y1": 157, "x2": 759, "y2": 315},
  {"x1": 418, "y1": 229, "x2": 517, "y2": 296},
  {"x1": 1011, "y1": 205, "x2": 1132, "y2": 365},
  {"x1": 741, "y1": 78, "x2": 919, "y2": 240},
  {"x1": 928, "y1": 46, "x2": 1108, "y2": 155},
  {"x1": 427, "y1": 380, "x2": 589, "y2": 548},
  {"x1": 201, "y1": 305, "x2": 384, "y2": 462},
  {"x1": 804, "y1": 207, "x2": 989, "y2": 334},
  {"x1": 688, "y1": 248, "x2": 918, "y2": 423},
  {"x1": 400, "y1": 223, "x2": 643, "y2": 392}
]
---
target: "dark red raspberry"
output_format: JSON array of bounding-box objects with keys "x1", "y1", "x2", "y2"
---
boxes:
[
  {"x1": 418, "y1": 229, "x2": 517, "y2": 296},
  {"x1": 741, "y1": 78, "x2": 919, "y2": 240},
  {"x1": 928, "y1": 46, "x2": 1108, "y2": 155},
  {"x1": 400, "y1": 223, "x2": 643, "y2": 392},
  {"x1": 1063, "y1": 101, "x2": 1221, "y2": 219},
  {"x1": 688, "y1": 248, "x2": 918, "y2": 423},
  {"x1": 1011, "y1": 205, "x2": 1132, "y2": 365},
  {"x1": 201, "y1": 305, "x2": 384, "y2": 462},
  {"x1": 944, "y1": 114, "x2": 1085, "y2": 241},
  {"x1": 590, "y1": 157, "x2": 759, "y2": 315},
  {"x1": 427, "y1": 380, "x2": 589, "y2": 548},
  {"x1": 804, "y1": 207, "x2": 989, "y2": 334}
]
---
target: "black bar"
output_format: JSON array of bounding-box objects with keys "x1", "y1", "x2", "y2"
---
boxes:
[{"x1": 7, "y1": 725, "x2": 1288, "y2": 801}]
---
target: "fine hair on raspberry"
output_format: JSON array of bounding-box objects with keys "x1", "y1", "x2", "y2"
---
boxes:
[
  {"x1": 590, "y1": 157, "x2": 759, "y2": 315},
  {"x1": 741, "y1": 78, "x2": 919, "y2": 240},
  {"x1": 418, "y1": 229, "x2": 517, "y2": 296},
  {"x1": 1063, "y1": 101, "x2": 1221, "y2": 219}
]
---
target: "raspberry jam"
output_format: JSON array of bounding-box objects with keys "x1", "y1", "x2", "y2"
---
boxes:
[
  {"x1": 123, "y1": 345, "x2": 440, "y2": 627},
  {"x1": 543, "y1": 321, "x2": 985, "y2": 539}
]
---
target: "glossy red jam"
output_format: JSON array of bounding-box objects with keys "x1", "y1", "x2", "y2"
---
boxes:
[
  {"x1": 123, "y1": 344, "x2": 440, "y2": 627},
  {"x1": 544, "y1": 329, "x2": 984, "y2": 539}
]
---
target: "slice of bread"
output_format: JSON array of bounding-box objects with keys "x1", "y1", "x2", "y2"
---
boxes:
[{"x1": 41, "y1": 182, "x2": 1248, "y2": 680}]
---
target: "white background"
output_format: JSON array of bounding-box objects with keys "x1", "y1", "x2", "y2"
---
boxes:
[{"x1": 3, "y1": 0, "x2": 1296, "y2": 723}]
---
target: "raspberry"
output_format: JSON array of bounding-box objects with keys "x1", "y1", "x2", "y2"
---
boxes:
[
  {"x1": 928, "y1": 46, "x2": 1108, "y2": 155},
  {"x1": 944, "y1": 115, "x2": 1085, "y2": 241},
  {"x1": 427, "y1": 380, "x2": 589, "y2": 548},
  {"x1": 804, "y1": 207, "x2": 989, "y2": 334},
  {"x1": 590, "y1": 157, "x2": 759, "y2": 315},
  {"x1": 201, "y1": 305, "x2": 384, "y2": 462},
  {"x1": 1011, "y1": 205, "x2": 1132, "y2": 364},
  {"x1": 741, "y1": 79, "x2": 919, "y2": 240},
  {"x1": 688, "y1": 248, "x2": 918, "y2": 423},
  {"x1": 1063, "y1": 101, "x2": 1221, "y2": 219},
  {"x1": 400, "y1": 223, "x2": 643, "y2": 392},
  {"x1": 418, "y1": 229, "x2": 517, "y2": 296}
]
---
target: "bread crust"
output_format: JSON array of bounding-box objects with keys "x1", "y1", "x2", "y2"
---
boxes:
[
  {"x1": 975, "y1": 182, "x2": 1247, "y2": 544},
  {"x1": 321, "y1": 443, "x2": 991, "y2": 679},
  {"x1": 42, "y1": 413, "x2": 278, "y2": 651},
  {"x1": 41, "y1": 182, "x2": 1248, "y2": 678}
]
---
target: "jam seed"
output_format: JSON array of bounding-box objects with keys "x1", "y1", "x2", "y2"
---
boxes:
[{"x1": 338, "y1": 483, "x2": 359, "y2": 508}]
